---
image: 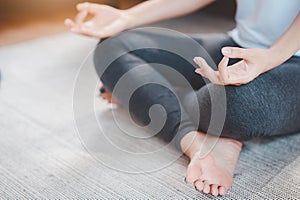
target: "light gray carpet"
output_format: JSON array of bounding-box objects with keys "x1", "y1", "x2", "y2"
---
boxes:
[{"x1": 0, "y1": 11, "x2": 300, "y2": 199}]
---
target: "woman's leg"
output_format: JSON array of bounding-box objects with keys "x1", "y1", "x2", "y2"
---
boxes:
[
  {"x1": 182, "y1": 55, "x2": 300, "y2": 140},
  {"x1": 98, "y1": 32, "x2": 236, "y2": 103},
  {"x1": 94, "y1": 30, "x2": 237, "y2": 148},
  {"x1": 181, "y1": 56, "x2": 300, "y2": 194},
  {"x1": 94, "y1": 30, "x2": 244, "y2": 196},
  {"x1": 94, "y1": 29, "x2": 199, "y2": 148}
]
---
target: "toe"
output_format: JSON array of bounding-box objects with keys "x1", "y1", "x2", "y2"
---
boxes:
[
  {"x1": 194, "y1": 180, "x2": 204, "y2": 192},
  {"x1": 202, "y1": 181, "x2": 210, "y2": 194},
  {"x1": 211, "y1": 184, "x2": 219, "y2": 196},
  {"x1": 218, "y1": 186, "x2": 227, "y2": 196}
]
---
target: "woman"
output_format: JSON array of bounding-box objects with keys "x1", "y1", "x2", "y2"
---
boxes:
[{"x1": 65, "y1": 0, "x2": 300, "y2": 196}]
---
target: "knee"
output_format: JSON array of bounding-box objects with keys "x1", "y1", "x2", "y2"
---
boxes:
[
  {"x1": 93, "y1": 30, "x2": 145, "y2": 59},
  {"x1": 93, "y1": 33, "x2": 126, "y2": 76},
  {"x1": 222, "y1": 86, "x2": 257, "y2": 139},
  {"x1": 93, "y1": 30, "x2": 146, "y2": 78},
  {"x1": 198, "y1": 84, "x2": 267, "y2": 140}
]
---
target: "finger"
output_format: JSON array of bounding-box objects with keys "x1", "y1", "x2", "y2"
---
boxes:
[
  {"x1": 194, "y1": 68, "x2": 207, "y2": 78},
  {"x1": 195, "y1": 69, "x2": 220, "y2": 85},
  {"x1": 218, "y1": 56, "x2": 229, "y2": 84},
  {"x1": 75, "y1": 10, "x2": 88, "y2": 24},
  {"x1": 64, "y1": 18, "x2": 76, "y2": 28},
  {"x1": 77, "y1": 2, "x2": 100, "y2": 14},
  {"x1": 193, "y1": 57, "x2": 213, "y2": 72},
  {"x1": 76, "y1": 2, "x2": 90, "y2": 11},
  {"x1": 70, "y1": 26, "x2": 95, "y2": 37},
  {"x1": 194, "y1": 57, "x2": 221, "y2": 84},
  {"x1": 222, "y1": 47, "x2": 250, "y2": 59},
  {"x1": 194, "y1": 58, "x2": 206, "y2": 78}
]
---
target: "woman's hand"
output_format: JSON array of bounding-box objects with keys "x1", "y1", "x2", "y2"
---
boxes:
[
  {"x1": 194, "y1": 47, "x2": 272, "y2": 86},
  {"x1": 64, "y1": 2, "x2": 132, "y2": 38}
]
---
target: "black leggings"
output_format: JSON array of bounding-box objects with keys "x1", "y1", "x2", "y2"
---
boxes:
[{"x1": 94, "y1": 29, "x2": 300, "y2": 150}]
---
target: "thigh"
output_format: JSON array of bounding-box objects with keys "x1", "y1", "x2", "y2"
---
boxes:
[
  {"x1": 182, "y1": 56, "x2": 300, "y2": 140},
  {"x1": 132, "y1": 30, "x2": 241, "y2": 89},
  {"x1": 95, "y1": 29, "x2": 239, "y2": 90}
]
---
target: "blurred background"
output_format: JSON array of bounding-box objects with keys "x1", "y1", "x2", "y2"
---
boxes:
[
  {"x1": 0, "y1": 0, "x2": 143, "y2": 46},
  {"x1": 0, "y1": 0, "x2": 235, "y2": 46}
]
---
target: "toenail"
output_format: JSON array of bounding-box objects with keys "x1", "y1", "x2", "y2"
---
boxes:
[
  {"x1": 100, "y1": 87, "x2": 106, "y2": 93},
  {"x1": 184, "y1": 177, "x2": 187, "y2": 184}
]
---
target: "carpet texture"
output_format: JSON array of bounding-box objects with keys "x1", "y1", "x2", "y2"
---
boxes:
[{"x1": 0, "y1": 11, "x2": 299, "y2": 199}]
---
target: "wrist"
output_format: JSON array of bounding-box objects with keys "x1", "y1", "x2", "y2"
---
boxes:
[
  {"x1": 120, "y1": 10, "x2": 136, "y2": 30},
  {"x1": 122, "y1": 9, "x2": 142, "y2": 29},
  {"x1": 264, "y1": 47, "x2": 285, "y2": 72},
  {"x1": 265, "y1": 45, "x2": 296, "y2": 71}
]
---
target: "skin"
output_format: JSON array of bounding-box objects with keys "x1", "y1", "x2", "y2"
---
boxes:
[
  {"x1": 65, "y1": 1, "x2": 300, "y2": 196},
  {"x1": 99, "y1": 86, "x2": 119, "y2": 104},
  {"x1": 194, "y1": 12, "x2": 300, "y2": 86},
  {"x1": 65, "y1": 0, "x2": 216, "y2": 38}
]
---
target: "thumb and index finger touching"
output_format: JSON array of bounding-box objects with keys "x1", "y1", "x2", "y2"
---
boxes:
[{"x1": 65, "y1": 2, "x2": 97, "y2": 28}]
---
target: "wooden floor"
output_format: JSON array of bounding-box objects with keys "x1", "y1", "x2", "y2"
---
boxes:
[
  {"x1": 0, "y1": 19, "x2": 68, "y2": 46},
  {"x1": 0, "y1": 0, "x2": 142, "y2": 46},
  {"x1": 0, "y1": 0, "x2": 236, "y2": 47}
]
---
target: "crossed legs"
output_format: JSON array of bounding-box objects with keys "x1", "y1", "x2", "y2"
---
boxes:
[{"x1": 94, "y1": 30, "x2": 300, "y2": 196}]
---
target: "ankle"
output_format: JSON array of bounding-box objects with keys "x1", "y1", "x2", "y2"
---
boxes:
[
  {"x1": 180, "y1": 131, "x2": 204, "y2": 158},
  {"x1": 223, "y1": 137, "x2": 243, "y2": 150}
]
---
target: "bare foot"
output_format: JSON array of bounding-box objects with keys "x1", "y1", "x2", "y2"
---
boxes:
[
  {"x1": 181, "y1": 131, "x2": 242, "y2": 196},
  {"x1": 99, "y1": 85, "x2": 119, "y2": 104}
]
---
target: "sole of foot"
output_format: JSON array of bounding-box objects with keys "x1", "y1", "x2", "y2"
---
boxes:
[{"x1": 181, "y1": 131, "x2": 242, "y2": 196}]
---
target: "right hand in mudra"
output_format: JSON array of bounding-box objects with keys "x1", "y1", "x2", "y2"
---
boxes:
[{"x1": 64, "y1": 2, "x2": 131, "y2": 38}]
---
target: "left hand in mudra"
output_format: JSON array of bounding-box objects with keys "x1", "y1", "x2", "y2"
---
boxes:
[{"x1": 194, "y1": 47, "x2": 272, "y2": 86}]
